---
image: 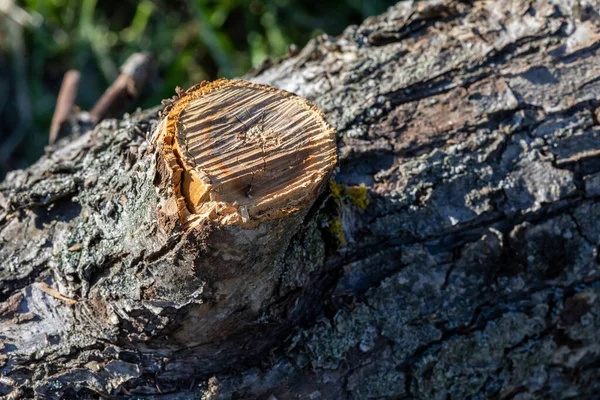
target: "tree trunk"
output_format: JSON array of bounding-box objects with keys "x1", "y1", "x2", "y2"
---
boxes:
[{"x1": 2, "y1": 0, "x2": 600, "y2": 398}]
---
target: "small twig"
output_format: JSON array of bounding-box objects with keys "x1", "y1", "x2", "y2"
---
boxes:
[
  {"x1": 36, "y1": 282, "x2": 77, "y2": 306},
  {"x1": 89, "y1": 52, "x2": 154, "y2": 123},
  {"x1": 49, "y1": 70, "x2": 80, "y2": 145}
]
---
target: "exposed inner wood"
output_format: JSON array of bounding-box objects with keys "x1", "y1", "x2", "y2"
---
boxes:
[{"x1": 159, "y1": 79, "x2": 337, "y2": 226}]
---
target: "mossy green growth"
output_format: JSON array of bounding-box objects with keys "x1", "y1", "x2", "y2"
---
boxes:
[
  {"x1": 329, "y1": 181, "x2": 370, "y2": 209},
  {"x1": 329, "y1": 180, "x2": 343, "y2": 202},
  {"x1": 328, "y1": 216, "x2": 346, "y2": 246},
  {"x1": 325, "y1": 181, "x2": 370, "y2": 247},
  {"x1": 345, "y1": 184, "x2": 370, "y2": 209},
  {"x1": 326, "y1": 181, "x2": 346, "y2": 246}
]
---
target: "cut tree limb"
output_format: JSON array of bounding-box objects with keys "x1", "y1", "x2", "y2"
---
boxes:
[
  {"x1": 148, "y1": 78, "x2": 336, "y2": 354},
  {"x1": 154, "y1": 78, "x2": 336, "y2": 227},
  {"x1": 1, "y1": 0, "x2": 600, "y2": 399}
]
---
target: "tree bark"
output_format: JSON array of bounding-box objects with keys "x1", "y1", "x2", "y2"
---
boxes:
[{"x1": 2, "y1": 0, "x2": 600, "y2": 398}]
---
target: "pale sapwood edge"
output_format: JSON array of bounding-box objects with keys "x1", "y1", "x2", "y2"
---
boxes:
[{"x1": 1, "y1": 0, "x2": 600, "y2": 399}]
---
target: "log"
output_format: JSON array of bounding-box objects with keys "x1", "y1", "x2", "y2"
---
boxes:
[{"x1": 1, "y1": 0, "x2": 600, "y2": 398}]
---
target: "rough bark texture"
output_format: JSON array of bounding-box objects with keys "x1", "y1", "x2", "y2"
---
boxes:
[{"x1": 2, "y1": 0, "x2": 600, "y2": 398}]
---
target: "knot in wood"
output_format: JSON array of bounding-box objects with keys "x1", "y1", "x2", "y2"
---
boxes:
[{"x1": 155, "y1": 79, "x2": 337, "y2": 227}]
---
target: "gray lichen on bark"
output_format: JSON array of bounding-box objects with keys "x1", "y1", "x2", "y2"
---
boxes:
[{"x1": 2, "y1": 0, "x2": 600, "y2": 398}]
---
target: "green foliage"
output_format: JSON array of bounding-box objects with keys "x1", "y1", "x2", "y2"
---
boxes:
[{"x1": 0, "y1": 0, "x2": 396, "y2": 172}]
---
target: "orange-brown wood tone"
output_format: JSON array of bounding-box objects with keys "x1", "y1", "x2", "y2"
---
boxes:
[{"x1": 155, "y1": 79, "x2": 337, "y2": 228}]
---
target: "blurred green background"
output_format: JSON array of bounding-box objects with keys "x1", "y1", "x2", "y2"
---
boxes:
[{"x1": 0, "y1": 0, "x2": 397, "y2": 177}]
